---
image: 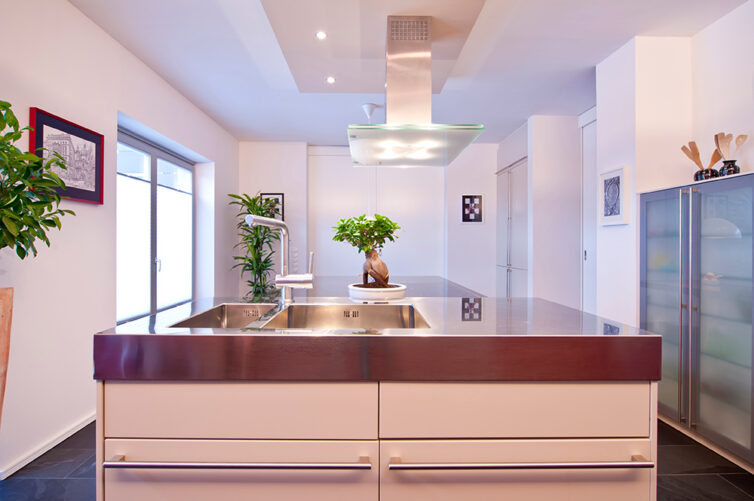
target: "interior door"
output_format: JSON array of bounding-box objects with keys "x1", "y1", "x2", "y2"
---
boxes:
[
  {"x1": 581, "y1": 121, "x2": 597, "y2": 313},
  {"x1": 496, "y1": 170, "x2": 511, "y2": 297},
  {"x1": 509, "y1": 160, "x2": 528, "y2": 272}
]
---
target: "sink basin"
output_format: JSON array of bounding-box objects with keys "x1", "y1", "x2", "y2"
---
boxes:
[
  {"x1": 171, "y1": 303, "x2": 276, "y2": 329},
  {"x1": 261, "y1": 304, "x2": 430, "y2": 330}
]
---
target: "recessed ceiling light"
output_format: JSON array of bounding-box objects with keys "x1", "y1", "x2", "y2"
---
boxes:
[
  {"x1": 315, "y1": 31, "x2": 327, "y2": 40},
  {"x1": 326, "y1": 76, "x2": 336, "y2": 84}
]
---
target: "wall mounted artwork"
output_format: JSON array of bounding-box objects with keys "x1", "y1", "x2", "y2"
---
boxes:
[
  {"x1": 600, "y1": 167, "x2": 629, "y2": 225},
  {"x1": 462, "y1": 195, "x2": 482, "y2": 222},
  {"x1": 261, "y1": 193, "x2": 284, "y2": 221},
  {"x1": 29, "y1": 108, "x2": 104, "y2": 204}
]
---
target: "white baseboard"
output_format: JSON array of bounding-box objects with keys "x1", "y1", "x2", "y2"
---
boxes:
[{"x1": 0, "y1": 412, "x2": 96, "y2": 480}]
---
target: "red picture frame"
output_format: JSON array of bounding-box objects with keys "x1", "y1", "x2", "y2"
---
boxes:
[{"x1": 29, "y1": 108, "x2": 104, "y2": 204}]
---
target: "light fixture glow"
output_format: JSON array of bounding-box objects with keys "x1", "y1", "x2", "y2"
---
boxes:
[
  {"x1": 315, "y1": 31, "x2": 327, "y2": 40},
  {"x1": 326, "y1": 76, "x2": 336, "y2": 84}
]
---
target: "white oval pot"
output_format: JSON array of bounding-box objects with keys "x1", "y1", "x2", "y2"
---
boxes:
[{"x1": 348, "y1": 283, "x2": 406, "y2": 302}]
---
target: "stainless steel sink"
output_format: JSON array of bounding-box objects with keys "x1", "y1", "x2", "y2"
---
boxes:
[
  {"x1": 171, "y1": 303, "x2": 277, "y2": 329},
  {"x1": 260, "y1": 304, "x2": 430, "y2": 330}
]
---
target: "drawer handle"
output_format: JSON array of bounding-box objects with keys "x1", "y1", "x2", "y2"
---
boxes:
[
  {"x1": 104, "y1": 455, "x2": 372, "y2": 470},
  {"x1": 388, "y1": 455, "x2": 653, "y2": 470}
]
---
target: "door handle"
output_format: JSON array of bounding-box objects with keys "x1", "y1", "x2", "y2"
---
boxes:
[
  {"x1": 104, "y1": 455, "x2": 372, "y2": 470},
  {"x1": 388, "y1": 455, "x2": 653, "y2": 470}
]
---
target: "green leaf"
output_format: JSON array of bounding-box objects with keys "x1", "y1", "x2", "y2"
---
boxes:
[{"x1": 2, "y1": 216, "x2": 18, "y2": 236}]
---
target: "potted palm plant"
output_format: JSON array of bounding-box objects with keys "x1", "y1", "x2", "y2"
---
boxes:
[
  {"x1": 0, "y1": 100, "x2": 74, "y2": 428},
  {"x1": 228, "y1": 192, "x2": 281, "y2": 301},
  {"x1": 332, "y1": 214, "x2": 404, "y2": 300}
]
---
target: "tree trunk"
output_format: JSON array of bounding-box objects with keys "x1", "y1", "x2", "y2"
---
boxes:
[{"x1": 0, "y1": 287, "x2": 13, "y2": 430}]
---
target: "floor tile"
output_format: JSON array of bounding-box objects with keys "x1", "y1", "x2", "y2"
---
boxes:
[
  {"x1": 57, "y1": 423, "x2": 95, "y2": 450},
  {"x1": 67, "y1": 453, "x2": 95, "y2": 479},
  {"x1": 0, "y1": 478, "x2": 95, "y2": 501},
  {"x1": 659, "y1": 444, "x2": 745, "y2": 475},
  {"x1": 658, "y1": 421, "x2": 698, "y2": 446},
  {"x1": 658, "y1": 474, "x2": 754, "y2": 501},
  {"x1": 11, "y1": 448, "x2": 93, "y2": 479},
  {"x1": 723, "y1": 473, "x2": 754, "y2": 497}
]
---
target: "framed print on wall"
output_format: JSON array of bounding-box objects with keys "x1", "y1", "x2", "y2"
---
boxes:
[
  {"x1": 462, "y1": 195, "x2": 482, "y2": 222},
  {"x1": 261, "y1": 193, "x2": 284, "y2": 221},
  {"x1": 29, "y1": 108, "x2": 104, "y2": 204},
  {"x1": 600, "y1": 167, "x2": 629, "y2": 226}
]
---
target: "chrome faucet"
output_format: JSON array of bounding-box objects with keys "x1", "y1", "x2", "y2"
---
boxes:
[{"x1": 245, "y1": 215, "x2": 313, "y2": 308}]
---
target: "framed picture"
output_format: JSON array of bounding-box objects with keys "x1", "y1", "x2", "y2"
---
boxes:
[
  {"x1": 600, "y1": 167, "x2": 629, "y2": 225},
  {"x1": 261, "y1": 193, "x2": 284, "y2": 221},
  {"x1": 462, "y1": 195, "x2": 482, "y2": 222},
  {"x1": 29, "y1": 108, "x2": 104, "y2": 204},
  {"x1": 461, "y1": 297, "x2": 482, "y2": 322}
]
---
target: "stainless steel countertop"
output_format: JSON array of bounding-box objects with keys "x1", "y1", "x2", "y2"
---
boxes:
[{"x1": 94, "y1": 293, "x2": 661, "y2": 382}]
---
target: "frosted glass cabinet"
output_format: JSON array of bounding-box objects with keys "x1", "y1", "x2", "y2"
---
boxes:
[{"x1": 640, "y1": 173, "x2": 754, "y2": 462}]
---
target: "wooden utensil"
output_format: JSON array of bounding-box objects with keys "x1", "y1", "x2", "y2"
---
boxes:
[
  {"x1": 708, "y1": 149, "x2": 722, "y2": 169},
  {"x1": 734, "y1": 134, "x2": 748, "y2": 158},
  {"x1": 681, "y1": 143, "x2": 704, "y2": 170},
  {"x1": 715, "y1": 132, "x2": 733, "y2": 160}
]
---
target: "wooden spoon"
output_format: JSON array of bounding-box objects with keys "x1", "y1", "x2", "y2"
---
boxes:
[
  {"x1": 733, "y1": 134, "x2": 748, "y2": 159},
  {"x1": 681, "y1": 144, "x2": 704, "y2": 170},
  {"x1": 708, "y1": 149, "x2": 722, "y2": 169},
  {"x1": 716, "y1": 132, "x2": 734, "y2": 160}
]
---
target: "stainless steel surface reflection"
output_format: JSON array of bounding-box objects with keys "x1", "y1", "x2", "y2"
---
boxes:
[
  {"x1": 171, "y1": 303, "x2": 277, "y2": 329},
  {"x1": 260, "y1": 304, "x2": 430, "y2": 330}
]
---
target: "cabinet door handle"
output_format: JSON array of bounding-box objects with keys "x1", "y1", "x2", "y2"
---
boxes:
[
  {"x1": 104, "y1": 455, "x2": 372, "y2": 470},
  {"x1": 387, "y1": 455, "x2": 653, "y2": 470}
]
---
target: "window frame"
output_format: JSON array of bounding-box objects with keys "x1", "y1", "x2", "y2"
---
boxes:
[{"x1": 116, "y1": 129, "x2": 196, "y2": 324}]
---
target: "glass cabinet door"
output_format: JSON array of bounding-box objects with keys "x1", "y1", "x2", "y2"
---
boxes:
[
  {"x1": 641, "y1": 189, "x2": 688, "y2": 421},
  {"x1": 692, "y1": 176, "x2": 754, "y2": 460}
]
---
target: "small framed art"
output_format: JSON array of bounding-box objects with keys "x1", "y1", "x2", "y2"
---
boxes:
[
  {"x1": 29, "y1": 108, "x2": 104, "y2": 204},
  {"x1": 600, "y1": 167, "x2": 629, "y2": 225},
  {"x1": 261, "y1": 193, "x2": 284, "y2": 221},
  {"x1": 462, "y1": 195, "x2": 482, "y2": 222}
]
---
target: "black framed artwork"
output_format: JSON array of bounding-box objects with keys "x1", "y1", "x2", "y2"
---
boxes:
[
  {"x1": 462, "y1": 195, "x2": 482, "y2": 222},
  {"x1": 29, "y1": 108, "x2": 104, "y2": 204},
  {"x1": 261, "y1": 193, "x2": 284, "y2": 221}
]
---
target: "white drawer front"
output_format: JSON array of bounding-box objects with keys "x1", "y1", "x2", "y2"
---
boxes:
[
  {"x1": 104, "y1": 381, "x2": 377, "y2": 439},
  {"x1": 380, "y1": 382, "x2": 650, "y2": 438},
  {"x1": 381, "y1": 438, "x2": 652, "y2": 501},
  {"x1": 104, "y1": 439, "x2": 378, "y2": 501}
]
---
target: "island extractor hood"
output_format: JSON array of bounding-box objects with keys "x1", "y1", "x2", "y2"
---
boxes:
[{"x1": 347, "y1": 16, "x2": 484, "y2": 168}]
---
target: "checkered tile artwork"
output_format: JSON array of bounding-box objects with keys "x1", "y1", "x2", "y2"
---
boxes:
[
  {"x1": 462, "y1": 297, "x2": 482, "y2": 322},
  {"x1": 462, "y1": 195, "x2": 482, "y2": 222}
]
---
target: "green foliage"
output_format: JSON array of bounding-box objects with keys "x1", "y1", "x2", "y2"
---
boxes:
[
  {"x1": 0, "y1": 100, "x2": 74, "y2": 260},
  {"x1": 332, "y1": 214, "x2": 400, "y2": 254},
  {"x1": 228, "y1": 192, "x2": 281, "y2": 300}
]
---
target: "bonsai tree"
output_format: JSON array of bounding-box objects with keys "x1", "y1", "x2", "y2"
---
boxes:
[
  {"x1": 332, "y1": 214, "x2": 400, "y2": 288},
  {"x1": 228, "y1": 192, "x2": 281, "y2": 300},
  {"x1": 0, "y1": 100, "x2": 74, "y2": 429}
]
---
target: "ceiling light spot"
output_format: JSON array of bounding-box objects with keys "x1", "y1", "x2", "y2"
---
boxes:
[
  {"x1": 326, "y1": 76, "x2": 336, "y2": 84},
  {"x1": 316, "y1": 31, "x2": 327, "y2": 40}
]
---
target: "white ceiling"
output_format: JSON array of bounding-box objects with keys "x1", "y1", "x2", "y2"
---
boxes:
[{"x1": 69, "y1": 0, "x2": 744, "y2": 145}]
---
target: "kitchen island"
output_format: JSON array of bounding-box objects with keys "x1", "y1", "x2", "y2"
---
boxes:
[{"x1": 94, "y1": 284, "x2": 661, "y2": 501}]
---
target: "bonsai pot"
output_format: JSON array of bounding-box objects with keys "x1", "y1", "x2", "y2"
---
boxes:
[{"x1": 348, "y1": 283, "x2": 406, "y2": 301}]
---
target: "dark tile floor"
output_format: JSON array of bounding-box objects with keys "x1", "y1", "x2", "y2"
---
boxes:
[{"x1": 1, "y1": 420, "x2": 753, "y2": 500}]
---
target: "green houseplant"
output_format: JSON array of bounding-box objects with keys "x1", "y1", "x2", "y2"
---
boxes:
[
  {"x1": 0, "y1": 100, "x2": 74, "y2": 428},
  {"x1": 332, "y1": 213, "x2": 400, "y2": 288},
  {"x1": 229, "y1": 192, "x2": 281, "y2": 300}
]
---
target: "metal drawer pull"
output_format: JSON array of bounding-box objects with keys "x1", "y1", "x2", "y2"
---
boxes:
[
  {"x1": 388, "y1": 455, "x2": 653, "y2": 470},
  {"x1": 104, "y1": 455, "x2": 372, "y2": 470}
]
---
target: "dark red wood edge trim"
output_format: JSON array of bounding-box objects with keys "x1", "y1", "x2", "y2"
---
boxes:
[{"x1": 28, "y1": 107, "x2": 104, "y2": 205}]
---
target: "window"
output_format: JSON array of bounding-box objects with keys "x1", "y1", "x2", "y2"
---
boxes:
[{"x1": 116, "y1": 131, "x2": 194, "y2": 322}]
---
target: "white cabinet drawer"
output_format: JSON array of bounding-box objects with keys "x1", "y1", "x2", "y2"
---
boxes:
[
  {"x1": 104, "y1": 438, "x2": 378, "y2": 501},
  {"x1": 104, "y1": 381, "x2": 377, "y2": 439},
  {"x1": 380, "y1": 438, "x2": 653, "y2": 501},
  {"x1": 380, "y1": 382, "x2": 650, "y2": 438}
]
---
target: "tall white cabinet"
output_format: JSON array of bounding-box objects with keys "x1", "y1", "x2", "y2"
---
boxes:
[{"x1": 496, "y1": 159, "x2": 529, "y2": 297}]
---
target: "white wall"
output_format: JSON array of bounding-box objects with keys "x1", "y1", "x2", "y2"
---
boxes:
[
  {"x1": 0, "y1": 0, "x2": 238, "y2": 478},
  {"x1": 595, "y1": 37, "x2": 694, "y2": 326},
  {"x1": 692, "y1": 0, "x2": 754, "y2": 172},
  {"x1": 497, "y1": 123, "x2": 528, "y2": 171},
  {"x1": 445, "y1": 144, "x2": 499, "y2": 297},
  {"x1": 237, "y1": 142, "x2": 308, "y2": 293},
  {"x1": 527, "y1": 116, "x2": 582, "y2": 309}
]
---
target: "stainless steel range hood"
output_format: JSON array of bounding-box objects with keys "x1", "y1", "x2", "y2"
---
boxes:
[{"x1": 347, "y1": 16, "x2": 484, "y2": 168}]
